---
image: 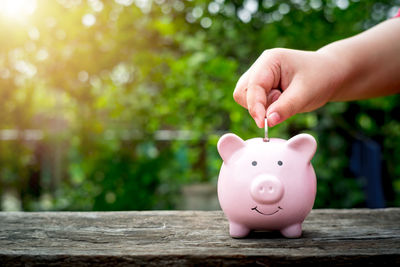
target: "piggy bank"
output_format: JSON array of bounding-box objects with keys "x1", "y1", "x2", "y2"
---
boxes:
[{"x1": 217, "y1": 133, "x2": 317, "y2": 238}]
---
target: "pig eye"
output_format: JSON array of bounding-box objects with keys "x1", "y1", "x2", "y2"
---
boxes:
[
  {"x1": 252, "y1": 161, "x2": 257, "y2": 166},
  {"x1": 277, "y1": 160, "x2": 283, "y2": 166}
]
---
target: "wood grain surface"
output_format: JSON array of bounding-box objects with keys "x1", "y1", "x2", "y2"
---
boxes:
[{"x1": 1, "y1": 208, "x2": 399, "y2": 266}]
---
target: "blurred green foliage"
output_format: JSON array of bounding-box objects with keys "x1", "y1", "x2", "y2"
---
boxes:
[{"x1": 0, "y1": 0, "x2": 399, "y2": 211}]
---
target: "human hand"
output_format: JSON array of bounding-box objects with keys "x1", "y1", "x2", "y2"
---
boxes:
[{"x1": 233, "y1": 48, "x2": 345, "y2": 128}]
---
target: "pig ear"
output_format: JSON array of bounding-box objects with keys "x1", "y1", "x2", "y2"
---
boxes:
[
  {"x1": 217, "y1": 133, "x2": 246, "y2": 163},
  {"x1": 285, "y1": 134, "x2": 317, "y2": 163}
]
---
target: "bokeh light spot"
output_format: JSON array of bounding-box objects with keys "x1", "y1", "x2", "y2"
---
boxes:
[
  {"x1": 28, "y1": 27, "x2": 40, "y2": 40},
  {"x1": 278, "y1": 3, "x2": 290, "y2": 15},
  {"x1": 310, "y1": 0, "x2": 322, "y2": 10},
  {"x1": 208, "y1": 2, "x2": 220, "y2": 14},
  {"x1": 114, "y1": 0, "x2": 134, "y2": 6},
  {"x1": 82, "y1": 14, "x2": 96, "y2": 27},
  {"x1": 78, "y1": 71, "x2": 89, "y2": 83},
  {"x1": 192, "y1": 6, "x2": 203, "y2": 19},
  {"x1": 200, "y1": 17, "x2": 212, "y2": 28},
  {"x1": 244, "y1": 0, "x2": 259, "y2": 14},
  {"x1": 238, "y1": 8, "x2": 251, "y2": 23},
  {"x1": 335, "y1": 0, "x2": 349, "y2": 10}
]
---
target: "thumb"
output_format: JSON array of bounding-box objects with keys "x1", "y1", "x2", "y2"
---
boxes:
[{"x1": 266, "y1": 84, "x2": 306, "y2": 127}]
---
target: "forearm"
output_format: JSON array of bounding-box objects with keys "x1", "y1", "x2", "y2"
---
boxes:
[{"x1": 317, "y1": 18, "x2": 400, "y2": 101}]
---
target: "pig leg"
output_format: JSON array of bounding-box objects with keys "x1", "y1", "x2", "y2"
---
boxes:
[
  {"x1": 229, "y1": 222, "x2": 250, "y2": 238},
  {"x1": 280, "y1": 223, "x2": 302, "y2": 238}
]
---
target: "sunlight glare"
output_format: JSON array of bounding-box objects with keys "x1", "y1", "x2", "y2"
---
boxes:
[{"x1": 0, "y1": 0, "x2": 37, "y2": 21}]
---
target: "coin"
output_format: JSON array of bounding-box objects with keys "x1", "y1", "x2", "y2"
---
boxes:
[{"x1": 263, "y1": 117, "x2": 269, "y2": 142}]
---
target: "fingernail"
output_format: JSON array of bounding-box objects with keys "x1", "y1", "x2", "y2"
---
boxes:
[{"x1": 268, "y1": 112, "x2": 280, "y2": 127}]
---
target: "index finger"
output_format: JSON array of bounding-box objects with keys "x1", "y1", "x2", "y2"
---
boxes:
[
  {"x1": 246, "y1": 84, "x2": 267, "y2": 128},
  {"x1": 247, "y1": 51, "x2": 280, "y2": 127}
]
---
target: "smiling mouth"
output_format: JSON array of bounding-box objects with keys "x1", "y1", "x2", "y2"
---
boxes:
[{"x1": 251, "y1": 206, "x2": 283, "y2": 216}]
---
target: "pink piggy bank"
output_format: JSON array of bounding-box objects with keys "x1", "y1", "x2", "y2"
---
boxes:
[{"x1": 217, "y1": 133, "x2": 317, "y2": 238}]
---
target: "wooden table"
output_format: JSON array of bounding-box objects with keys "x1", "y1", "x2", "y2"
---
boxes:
[{"x1": 1, "y1": 209, "x2": 399, "y2": 266}]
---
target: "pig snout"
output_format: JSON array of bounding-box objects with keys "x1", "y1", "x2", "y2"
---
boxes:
[{"x1": 250, "y1": 175, "x2": 284, "y2": 204}]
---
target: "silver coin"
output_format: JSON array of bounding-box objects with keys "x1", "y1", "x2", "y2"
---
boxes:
[{"x1": 263, "y1": 117, "x2": 269, "y2": 142}]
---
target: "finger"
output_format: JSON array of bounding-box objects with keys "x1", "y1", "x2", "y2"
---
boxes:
[
  {"x1": 266, "y1": 82, "x2": 305, "y2": 127},
  {"x1": 247, "y1": 84, "x2": 267, "y2": 128},
  {"x1": 248, "y1": 89, "x2": 281, "y2": 128},
  {"x1": 267, "y1": 89, "x2": 281, "y2": 107},
  {"x1": 247, "y1": 52, "x2": 281, "y2": 128},
  {"x1": 248, "y1": 51, "x2": 281, "y2": 94},
  {"x1": 233, "y1": 70, "x2": 250, "y2": 108}
]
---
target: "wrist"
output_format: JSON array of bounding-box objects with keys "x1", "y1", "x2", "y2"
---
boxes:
[{"x1": 315, "y1": 46, "x2": 352, "y2": 102}]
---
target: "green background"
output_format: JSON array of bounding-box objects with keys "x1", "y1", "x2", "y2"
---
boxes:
[{"x1": 0, "y1": 0, "x2": 399, "y2": 211}]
